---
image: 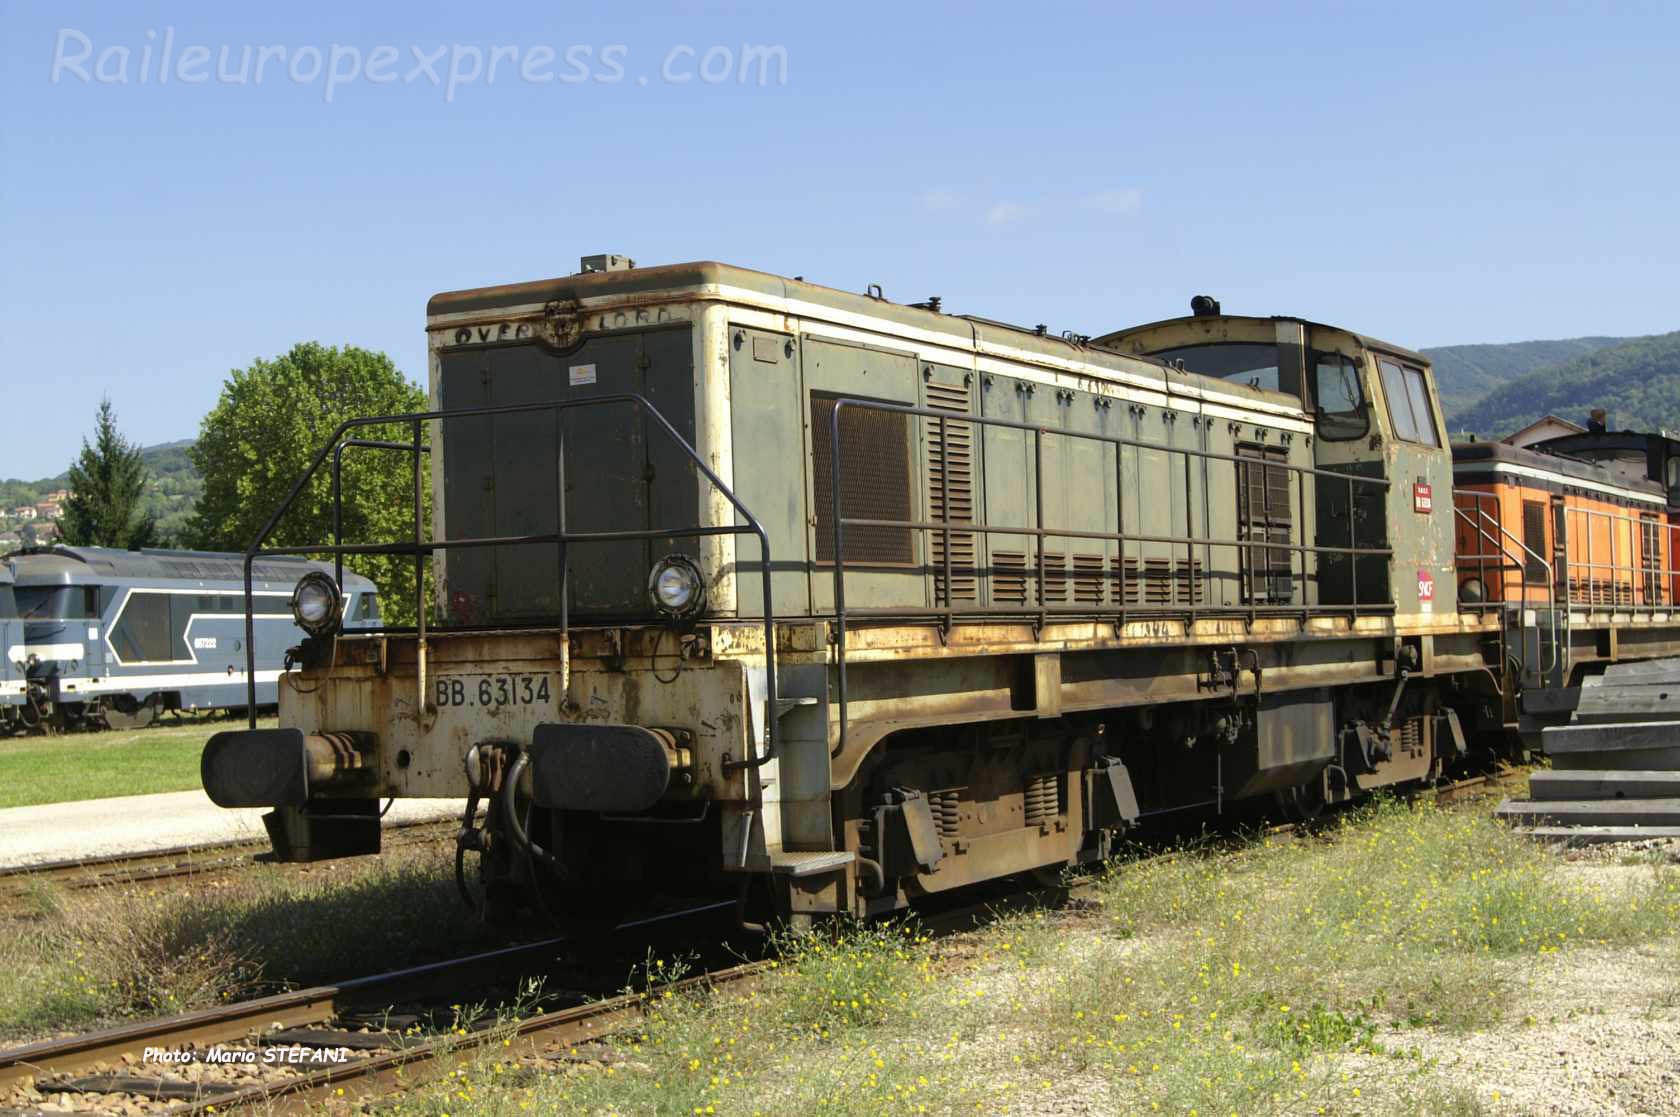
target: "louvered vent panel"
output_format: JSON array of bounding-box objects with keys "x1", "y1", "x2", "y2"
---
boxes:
[
  {"x1": 1116, "y1": 556, "x2": 1202, "y2": 608},
  {"x1": 811, "y1": 393, "x2": 913, "y2": 564},
  {"x1": 1144, "y1": 558, "x2": 1174, "y2": 604},
  {"x1": 1040, "y1": 551, "x2": 1068, "y2": 603},
  {"x1": 1236, "y1": 445, "x2": 1295, "y2": 604},
  {"x1": 926, "y1": 380, "x2": 979, "y2": 603},
  {"x1": 1176, "y1": 558, "x2": 1205, "y2": 605},
  {"x1": 993, "y1": 550, "x2": 1029, "y2": 605},
  {"x1": 1119, "y1": 557, "x2": 1141, "y2": 605},
  {"x1": 1073, "y1": 553, "x2": 1106, "y2": 605}
]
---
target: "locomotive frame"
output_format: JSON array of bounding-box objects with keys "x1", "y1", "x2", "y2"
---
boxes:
[{"x1": 201, "y1": 260, "x2": 1680, "y2": 925}]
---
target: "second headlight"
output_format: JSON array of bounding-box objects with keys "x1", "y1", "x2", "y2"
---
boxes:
[
  {"x1": 648, "y1": 554, "x2": 705, "y2": 619},
  {"x1": 290, "y1": 571, "x2": 343, "y2": 638}
]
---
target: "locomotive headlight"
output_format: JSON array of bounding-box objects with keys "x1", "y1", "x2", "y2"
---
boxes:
[
  {"x1": 648, "y1": 554, "x2": 705, "y2": 619},
  {"x1": 290, "y1": 571, "x2": 343, "y2": 638}
]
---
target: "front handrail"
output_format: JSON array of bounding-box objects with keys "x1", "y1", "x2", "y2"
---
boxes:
[
  {"x1": 240, "y1": 394, "x2": 782, "y2": 773},
  {"x1": 828, "y1": 397, "x2": 1395, "y2": 759}
]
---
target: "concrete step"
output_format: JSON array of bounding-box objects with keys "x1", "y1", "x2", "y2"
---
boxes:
[
  {"x1": 1528, "y1": 769, "x2": 1680, "y2": 800},
  {"x1": 1495, "y1": 797, "x2": 1680, "y2": 828},
  {"x1": 1574, "y1": 658, "x2": 1680, "y2": 722},
  {"x1": 1539, "y1": 721, "x2": 1680, "y2": 770},
  {"x1": 1512, "y1": 826, "x2": 1680, "y2": 847}
]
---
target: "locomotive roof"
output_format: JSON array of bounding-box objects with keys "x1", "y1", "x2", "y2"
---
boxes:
[
  {"x1": 1451, "y1": 439, "x2": 1666, "y2": 499},
  {"x1": 4, "y1": 546, "x2": 376, "y2": 591},
  {"x1": 427, "y1": 261, "x2": 1346, "y2": 418},
  {"x1": 1089, "y1": 312, "x2": 1432, "y2": 368},
  {"x1": 427, "y1": 263, "x2": 1438, "y2": 419}
]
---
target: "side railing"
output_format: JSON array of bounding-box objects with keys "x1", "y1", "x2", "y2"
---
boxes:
[
  {"x1": 240, "y1": 395, "x2": 784, "y2": 772},
  {"x1": 828, "y1": 398, "x2": 1394, "y2": 755},
  {"x1": 1452, "y1": 490, "x2": 1559, "y2": 679},
  {"x1": 1562, "y1": 505, "x2": 1675, "y2": 613}
]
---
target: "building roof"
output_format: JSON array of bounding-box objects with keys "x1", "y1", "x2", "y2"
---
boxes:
[{"x1": 1502, "y1": 414, "x2": 1587, "y2": 444}]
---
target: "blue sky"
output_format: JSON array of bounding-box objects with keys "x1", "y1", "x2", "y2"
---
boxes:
[{"x1": 3, "y1": 1, "x2": 1678, "y2": 477}]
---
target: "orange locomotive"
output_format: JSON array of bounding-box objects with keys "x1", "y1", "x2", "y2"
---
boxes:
[{"x1": 1452, "y1": 439, "x2": 1674, "y2": 618}]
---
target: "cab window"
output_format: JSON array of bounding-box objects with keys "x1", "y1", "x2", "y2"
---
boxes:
[
  {"x1": 16, "y1": 584, "x2": 100, "y2": 621},
  {"x1": 1150, "y1": 343, "x2": 1282, "y2": 394},
  {"x1": 1377, "y1": 359, "x2": 1440, "y2": 447},
  {"x1": 1313, "y1": 352, "x2": 1367, "y2": 441}
]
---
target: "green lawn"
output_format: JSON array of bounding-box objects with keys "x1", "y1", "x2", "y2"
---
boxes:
[{"x1": 0, "y1": 715, "x2": 274, "y2": 810}]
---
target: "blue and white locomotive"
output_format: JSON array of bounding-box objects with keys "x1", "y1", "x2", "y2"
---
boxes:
[
  {"x1": 9, "y1": 546, "x2": 379, "y2": 730},
  {"x1": 0, "y1": 560, "x2": 25, "y2": 731}
]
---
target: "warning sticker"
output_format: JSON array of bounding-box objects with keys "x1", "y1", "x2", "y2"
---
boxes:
[
  {"x1": 568, "y1": 364, "x2": 597, "y2": 387},
  {"x1": 1418, "y1": 568, "x2": 1435, "y2": 611}
]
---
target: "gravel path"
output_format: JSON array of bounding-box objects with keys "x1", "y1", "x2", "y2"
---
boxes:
[{"x1": 0, "y1": 789, "x2": 465, "y2": 869}]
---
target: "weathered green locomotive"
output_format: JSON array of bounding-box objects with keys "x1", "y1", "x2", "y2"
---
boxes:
[{"x1": 201, "y1": 257, "x2": 1680, "y2": 926}]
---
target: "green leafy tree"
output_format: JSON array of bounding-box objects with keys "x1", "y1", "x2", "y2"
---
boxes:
[
  {"x1": 59, "y1": 397, "x2": 158, "y2": 549},
  {"x1": 188, "y1": 343, "x2": 429, "y2": 624}
]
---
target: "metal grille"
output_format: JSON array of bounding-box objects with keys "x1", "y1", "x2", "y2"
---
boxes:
[
  {"x1": 813, "y1": 393, "x2": 914, "y2": 564},
  {"x1": 1072, "y1": 553, "x2": 1106, "y2": 605},
  {"x1": 1040, "y1": 551, "x2": 1068, "y2": 603},
  {"x1": 1522, "y1": 500, "x2": 1547, "y2": 585},
  {"x1": 992, "y1": 550, "x2": 1030, "y2": 604},
  {"x1": 1118, "y1": 557, "x2": 1202, "y2": 605},
  {"x1": 1236, "y1": 446, "x2": 1293, "y2": 604},
  {"x1": 1641, "y1": 514, "x2": 1663, "y2": 604},
  {"x1": 926, "y1": 380, "x2": 979, "y2": 602}
]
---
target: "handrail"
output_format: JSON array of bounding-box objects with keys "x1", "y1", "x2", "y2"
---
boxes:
[
  {"x1": 828, "y1": 397, "x2": 1394, "y2": 759},
  {"x1": 241, "y1": 394, "x2": 782, "y2": 774},
  {"x1": 1451, "y1": 492, "x2": 1558, "y2": 677}
]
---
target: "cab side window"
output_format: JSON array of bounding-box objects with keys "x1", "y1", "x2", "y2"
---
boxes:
[
  {"x1": 1377, "y1": 359, "x2": 1441, "y2": 447},
  {"x1": 1313, "y1": 352, "x2": 1367, "y2": 441}
]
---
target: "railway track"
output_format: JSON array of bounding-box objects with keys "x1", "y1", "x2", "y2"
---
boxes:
[
  {"x1": 0, "y1": 819, "x2": 459, "y2": 918},
  {"x1": 0, "y1": 767, "x2": 1531, "y2": 1114},
  {"x1": 0, "y1": 898, "x2": 748, "y2": 1115}
]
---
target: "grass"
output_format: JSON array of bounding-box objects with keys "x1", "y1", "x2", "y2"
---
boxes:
[
  {"x1": 384, "y1": 797, "x2": 1680, "y2": 1116},
  {"x1": 0, "y1": 836, "x2": 491, "y2": 1040},
  {"x1": 0, "y1": 713, "x2": 270, "y2": 809}
]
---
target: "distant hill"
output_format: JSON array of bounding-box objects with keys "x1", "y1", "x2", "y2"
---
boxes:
[
  {"x1": 1422, "y1": 336, "x2": 1630, "y2": 419},
  {"x1": 0, "y1": 439, "x2": 203, "y2": 544},
  {"x1": 1452, "y1": 331, "x2": 1680, "y2": 438}
]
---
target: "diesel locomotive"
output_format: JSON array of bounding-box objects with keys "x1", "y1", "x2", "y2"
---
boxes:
[
  {"x1": 200, "y1": 258, "x2": 1680, "y2": 927},
  {"x1": 8, "y1": 546, "x2": 379, "y2": 731},
  {"x1": 0, "y1": 561, "x2": 24, "y2": 731}
]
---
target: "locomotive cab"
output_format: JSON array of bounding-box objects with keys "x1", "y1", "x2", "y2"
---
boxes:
[{"x1": 1093, "y1": 305, "x2": 1455, "y2": 617}]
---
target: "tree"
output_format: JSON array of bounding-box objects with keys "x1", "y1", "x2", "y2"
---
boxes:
[
  {"x1": 188, "y1": 343, "x2": 429, "y2": 624},
  {"x1": 59, "y1": 397, "x2": 158, "y2": 549}
]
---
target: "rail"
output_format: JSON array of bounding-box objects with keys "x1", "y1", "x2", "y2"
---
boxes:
[
  {"x1": 239, "y1": 395, "x2": 783, "y2": 771},
  {"x1": 828, "y1": 398, "x2": 1394, "y2": 756}
]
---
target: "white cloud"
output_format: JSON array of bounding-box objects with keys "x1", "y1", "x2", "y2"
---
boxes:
[
  {"x1": 921, "y1": 187, "x2": 964, "y2": 211},
  {"x1": 985, "y1": 201, "x2": 1032, "y2": 226},
  {"x1": 1085, "y1": 188, "x2": 1144, "y2": 214}
]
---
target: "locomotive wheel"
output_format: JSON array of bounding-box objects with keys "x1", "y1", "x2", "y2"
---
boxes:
[{"x1": 1273, "y1": 772, "x2": 1328, "y2": 823}]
